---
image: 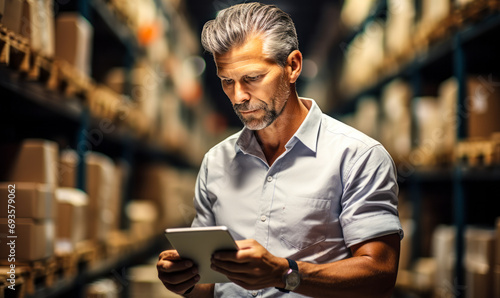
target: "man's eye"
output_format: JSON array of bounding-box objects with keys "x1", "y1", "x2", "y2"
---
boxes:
[
  {"x1": 246, "y1": 75, "x2": 261, "y2": 81},
  {"x1": 223, "y1": 79, "x2": 234, "y2": 85}
]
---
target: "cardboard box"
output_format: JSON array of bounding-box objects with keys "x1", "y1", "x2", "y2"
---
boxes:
[
  {"x1": 465, "y1": 227, "x2": 496, "y2": 298},
  {"x1": 467, "y1": 77, "x2": 500, "y2": 139},
  {"x1": 0, "y1": 139, "x2": 59, "y2": 187},
  {"x1": 58, "y1": 149, "x2": 79, "y2": 188},
  {"x1": 385, "y1": 0, "x2": 415, "y2": 59},
  {"x1": 55, "y1": 12, "x2": 93, "y2": 75},
  {"x1": 438, "y1": 77, "x2": 458, "y2": 161},
  {"x1": 20, "y1": 0, "x2": 54, "y2": 57},
  {"x1": 0, "y1": 0, "x2": 5, "y2": 23},
  {"x1": 109, "y1": 160, "x2": 129, "y2": 230},
  {"x1": 135, "y1": 165, "x2": 195, "y2": 229},
  {"x1": 59, "y1": 150, "x2": 124, "y2": 233},
  {"x1": 0, "y1": 182, "x2": 55, "y2": 220},
  {"x1": 432, "y1": 225, "x2": 455, "y2": 296},
  {"x1": 86, "y1": 152, "x2": 115, "y2": 242},
  {"x1": 2, "y1": 0, "x2": 23, "y2": 34},
  {"x1": 0, "y1": 218, "x2": 54, "y2": 262},
  {"x1": 380, "y1": 80, "x2": 412, "y2": 161},
  {"x1": 55, "y1": 187, "x2": 88, "y2": 246}
]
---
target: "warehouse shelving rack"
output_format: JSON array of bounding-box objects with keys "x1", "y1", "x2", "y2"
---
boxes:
[
  {"x1": 0, "y1": 0, "x2": 198, "y2": 297},
  {"x1": 328, "y1": 2, "x2": 500, "y2": 297}
]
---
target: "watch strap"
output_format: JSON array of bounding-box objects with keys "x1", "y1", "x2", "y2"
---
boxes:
[
  {"x1": 287, "y1": 258, "x2": 298, "y2": 271},
  {"x1": 276, "y1": 258, "x2": 298, "y2": 293}
]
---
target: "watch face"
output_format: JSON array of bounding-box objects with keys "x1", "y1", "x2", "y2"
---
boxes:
[{"x1": 287, "y1": 271, "x2": 301, "y2": 287}]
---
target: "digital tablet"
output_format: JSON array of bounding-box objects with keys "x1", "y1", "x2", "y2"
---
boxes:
[{"x1": 164, "y1": 226, "x2": 239, "y2": 284}]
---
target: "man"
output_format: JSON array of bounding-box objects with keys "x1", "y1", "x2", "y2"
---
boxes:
[{"x1": 157, "y1": 3, "x2": 403, "y2": 297}]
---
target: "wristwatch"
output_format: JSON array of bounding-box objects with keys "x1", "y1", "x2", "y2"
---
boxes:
[{"x1": 277, "y1": 258, "x2": 301, "y2": 293}]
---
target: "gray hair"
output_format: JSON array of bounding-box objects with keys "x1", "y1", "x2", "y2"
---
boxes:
[{"x1": 201, "y1": 2, "x2": 299, "y2": 67}]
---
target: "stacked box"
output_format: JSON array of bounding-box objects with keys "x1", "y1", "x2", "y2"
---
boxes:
[
  {"x1": 339, "y1": 0, "x2": 376, "y2": 29},
  {"x1": 0, "y1": 139, "x2": 59, "y2": 262},
  {"x1": 55, "y1": 12, "x2": 93, "y2": 75},
  {"x1": 466, "y1": 77, "x2": 500, "y2": 139},
  {"x1": 55, "y1": 187, "x2": 88, "y2": 249},
  {"x1": 437, "y1": 78, "x2": 458, "y2": 163},
  {"x1": 380, "y1": 79, "x2": 412, "y2": 162},
  {"x1": 385, "y1": 0, "x2": 415, "y2": 60},
  {"x1": 59, "y1": 150, "x2": 124, "y2": 240},
  {"x1": 353, "y1": 97, "x2": 379, "y2": 140},
  {"x1": 58, "y1": 149, "x2": 79, "y2": 188},
  {"x1": 126, "y1": 200, "x2": 158, "y2": 241},
  {"x1": 431, "y1": 225, "x2": 456, "y2": 297},
  {"x1": 0, "y1": 182, "x2": 55, "y2": 219},
  {"x1": 412, "y1": 97, "x2": 442, "y2": 166},
  {"x1": 135, "y1": 165, "x2": 196, "y2": 229},
  {"x1": 0, "y1": 139, "x2": 59, "y2": 187},
  {"x1": 131, "y1": 61, "x2": 161, "y2": 135},
  {"x1": 0, "y1": 218, "x2": 54, "y2": 261},
  {"x1": 109, "y1": 160, "x2": 130, "y2": 230},
  {"x1": 415, "y1": 0, "x2": 452, "y2": 44},
  {"x1": 2, "y1": 0, "x2": 23, "y2": 34},
  {"x1": 0, "y1": 0, "x2": 5, "y2": 22},
  {"x1": 20, "y1": 0, "x2": 55, "y2": 57},
  {"x1": 0, "y1": 183, "x2": 55, "y2": 261},
  {"x1": 465, "y1": 227, "x2": 496, "y2": 298},
  {"x1": 85, "y1": 153, "x2": 115, "y2": 242}
]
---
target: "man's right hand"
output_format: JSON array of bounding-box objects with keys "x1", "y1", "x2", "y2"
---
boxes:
[{"x1": 157, "y1": 250, "x2": 200, "y2": 295}]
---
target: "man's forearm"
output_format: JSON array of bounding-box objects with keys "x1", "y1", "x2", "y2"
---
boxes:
[
  {"x1": 291, "y1": 234, "x2": 400, "y2": 298},
  {"x1": 294, "y1": 256, "x2": 397, "y2": 298},
  {"x1": 183, "y1": 284, "x2": 214, "y2": 298}
]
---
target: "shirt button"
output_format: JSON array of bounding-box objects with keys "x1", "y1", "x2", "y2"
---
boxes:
[
  {"x1": 267, "y1": 176, "x2": 273, "y2": 182},
  {"x1": 260, "y1": 215, "x2": 267, "y2": 222},
  {"x1": 251, "y1": 291, "x2": 258, "y2": 297}
]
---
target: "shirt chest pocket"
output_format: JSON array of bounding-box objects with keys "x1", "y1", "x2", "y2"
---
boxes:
[{"x1": 279, "y1": 197, "x2": 331, "y2": 251}]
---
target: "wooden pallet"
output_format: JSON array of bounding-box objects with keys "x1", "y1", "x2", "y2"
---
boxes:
[
  {"x1": 75, "y1": 240, "x2": 101, "y2": 269},
  {"x1": 456, "y1": 138, "x2": 500, "y2": 166},
  {"x1": 0, "y1": 25, "x2": 30, "y2": 72},
  {"x1": 104, "y1": 230, "x2": 133, "y2": 258},
  {"x1": 53, "y1": 239, "x2": 102, "y2": 283},
  {"x1": 27, "y1": 54, "x2": 58, "y2": 90},
  {"x1": 0, "y1": 258, "x2": 56, "y2": 296},
  {"x1": 54, "y1": 60, "x2": 93, "y2": 99},
  {"x1": 0, "y1": 275, "x2": 26, "y2": 298}
]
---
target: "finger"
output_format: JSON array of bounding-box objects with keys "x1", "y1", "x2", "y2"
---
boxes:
[
  {"x1": 159, "y1": 250, "x2": 181, "y2": 261},
  {"x1": 212, "y1": 250, "x2": 243, "y2": 262},
  {"x1": 235, "y1": 239, "x2": 257, "y2": 249},
  {"x1": 158, "y1": 267, "x2": 199, "y2": 285},
  {"x1": 157, "y1": 259, "x2": 195, "y2": 273},
  {"x1": 162, "y1": 274, "x2": 200, "y2": 294},
  {"x1": 211, "y1": 257, "x2": 249, "y2": 274}
]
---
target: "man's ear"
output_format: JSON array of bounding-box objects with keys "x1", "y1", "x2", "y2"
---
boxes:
[{"x1": 286, "y1": 50, "x2": 302, "y2": 84}]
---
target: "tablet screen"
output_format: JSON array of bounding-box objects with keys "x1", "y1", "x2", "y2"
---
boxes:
[{"x1": 165, "y1": 226, "x2": 238, "y2": 284}]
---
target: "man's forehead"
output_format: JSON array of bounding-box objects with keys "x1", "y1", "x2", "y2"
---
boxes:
[{"x1": 214, "y1": 35, "x2": 273, "y2": 69}]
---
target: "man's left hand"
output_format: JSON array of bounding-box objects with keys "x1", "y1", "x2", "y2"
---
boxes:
[{"x1": 210, "y1": 239, "x2": 288, "y2": 290}]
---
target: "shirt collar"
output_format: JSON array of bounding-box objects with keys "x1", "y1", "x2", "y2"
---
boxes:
[{"x1": 235, "y1": 98, "x2": 322, "y2": 154}]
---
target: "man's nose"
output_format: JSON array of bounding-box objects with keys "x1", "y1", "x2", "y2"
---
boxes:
[{"x1": 234, "y1": 82, "x2": 250, "y2": 104}]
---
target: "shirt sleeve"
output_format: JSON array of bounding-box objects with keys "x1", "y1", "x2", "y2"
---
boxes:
[
  {"x1": 191, "y1": 154, "x2": 216, "y2": 227},
  {"x1": 340, "y1": 145, "x2": 404, "y2": 247}
]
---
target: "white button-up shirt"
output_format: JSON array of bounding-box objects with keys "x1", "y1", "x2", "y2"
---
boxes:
[{"x1": 192, "y1": 98, "x2": 403, "y2": 297}]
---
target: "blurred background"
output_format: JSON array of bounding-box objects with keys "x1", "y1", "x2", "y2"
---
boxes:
[{"x1": 0, "y1": 0, "x2": 500, "y2": 297}]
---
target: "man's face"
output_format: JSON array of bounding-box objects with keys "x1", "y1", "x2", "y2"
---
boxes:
[{"x1": 214, "y1": 36, "x2": 291, "y2": 130}]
